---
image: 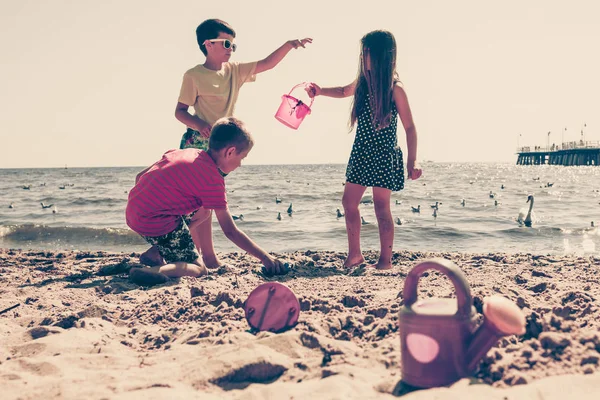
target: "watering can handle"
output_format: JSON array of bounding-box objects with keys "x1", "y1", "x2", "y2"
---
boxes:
[
  {"x1": 287, "y1": 82, "x2": 315, "y2": 108},
  {"x1": 403, "y1": 258, "x2": 473, "y2": 317}
]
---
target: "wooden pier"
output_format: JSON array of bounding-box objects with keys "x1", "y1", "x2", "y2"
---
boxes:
[{"x1": 516, "y1": 140, "x2": 600, "y2": 166}]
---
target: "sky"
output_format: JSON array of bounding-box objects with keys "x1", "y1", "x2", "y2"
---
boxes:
[{"x1": 1, "y1": 0, "x2": 599, "y2": 168}]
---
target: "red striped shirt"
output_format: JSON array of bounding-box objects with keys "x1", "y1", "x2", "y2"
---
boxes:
[{"x1": 126, "y1": 149, "x2": 227, "y2": 237}]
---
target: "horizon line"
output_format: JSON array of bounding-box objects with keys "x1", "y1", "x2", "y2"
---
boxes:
[{"x1": 0, "y1": 160, "x2": 529, "y2": 170}]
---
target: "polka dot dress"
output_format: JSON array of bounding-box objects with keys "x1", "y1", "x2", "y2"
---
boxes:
[{"x1": 346, "y1": 96, "x2": 404, "y2": 191}]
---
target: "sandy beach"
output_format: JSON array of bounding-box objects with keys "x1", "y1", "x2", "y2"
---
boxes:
[{"x1": 1, "y1": 248, "x2": 599, "y2": 399}]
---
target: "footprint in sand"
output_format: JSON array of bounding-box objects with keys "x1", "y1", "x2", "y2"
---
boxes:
[
  {"x1": 17, "y1": 359, "x2": 60, "y2": 376},
  {"x1": 0, "y1": 373, "x2": 22, "y2": 381},
  {"x1": 11, "y1": 342, "x2": 47, "y2": 358}
]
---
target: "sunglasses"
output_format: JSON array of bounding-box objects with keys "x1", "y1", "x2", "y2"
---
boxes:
[{"x1": 204, "y1": 39, "x2": 237, "y2": 52}]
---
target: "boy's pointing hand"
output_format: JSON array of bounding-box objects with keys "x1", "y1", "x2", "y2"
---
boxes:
[{"x1": 288, "y1": 38, "x2": 313, "y2": 49}]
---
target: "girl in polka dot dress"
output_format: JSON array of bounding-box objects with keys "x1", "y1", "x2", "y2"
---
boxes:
[{"x1": 306, "y1": 30, "x2": 422, "y2": 270}]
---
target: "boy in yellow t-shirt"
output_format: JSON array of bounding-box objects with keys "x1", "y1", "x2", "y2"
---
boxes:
[
  {"x1": 176, "y1": 19, "x2": 312, "y2": 150},
  {"x1": 139, "y1": 19, "x2": 311, "y2": 269}
]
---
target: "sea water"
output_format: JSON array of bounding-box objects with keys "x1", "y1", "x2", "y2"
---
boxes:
[{"x1": 1, "y1": 162, "x2": 598, "y2": 256}]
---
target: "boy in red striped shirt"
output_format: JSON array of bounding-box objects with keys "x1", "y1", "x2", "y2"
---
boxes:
[{"x1": 126, "y1": 117, "x2": 286, "y2": 283}]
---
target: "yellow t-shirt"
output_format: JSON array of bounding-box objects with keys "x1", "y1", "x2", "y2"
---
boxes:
[{"x1": 178, "y1": 61, "x2": 257, "y2": 126}]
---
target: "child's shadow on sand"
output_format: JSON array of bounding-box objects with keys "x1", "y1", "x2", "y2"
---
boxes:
[{"x1": 18, "y1": 260, "x2": 172, "y2": 292}]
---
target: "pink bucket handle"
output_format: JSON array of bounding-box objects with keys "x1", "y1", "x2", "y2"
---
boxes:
[{"x1": 286, "y1": 82, "x2": 314, "y2": 109}]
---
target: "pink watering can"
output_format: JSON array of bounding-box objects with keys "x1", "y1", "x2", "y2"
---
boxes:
[
  {"x1": 274, "y1": 83, "x2": 314, "y2": 130},
  {"x1": 399, "y1": 259, "x2": 526, "y2": 388}
]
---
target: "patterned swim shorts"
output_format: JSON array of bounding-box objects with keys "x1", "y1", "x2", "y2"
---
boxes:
[
  {"x1": 180, "y1": 128, "x2": 209, "y2": 150},
  {"x1": 142, "y1": 213, "x2": 199, "y2": 263}
]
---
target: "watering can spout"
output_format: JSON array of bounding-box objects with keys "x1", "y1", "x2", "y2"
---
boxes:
[{"x1": 465, "y1": 295, "x2": 526, "y2": 372}]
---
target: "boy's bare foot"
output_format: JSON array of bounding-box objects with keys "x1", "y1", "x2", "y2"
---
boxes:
[
  {"x1": 139, "y1": 246, "x2": 165, "y2": 267},
  {"x1": 202, "y1": 255, "x2": 223, "y2": 269},
  {"x1": 344, "y1": 254, "x2": 366, "y2": 268}
]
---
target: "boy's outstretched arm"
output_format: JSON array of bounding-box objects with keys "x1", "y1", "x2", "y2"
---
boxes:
[
  {"x1": 214, "y1": 208, "x2": 286, "y2": 274},
  {"x1": 255, "y1": 38, "x2": 312, "y2": 74}
]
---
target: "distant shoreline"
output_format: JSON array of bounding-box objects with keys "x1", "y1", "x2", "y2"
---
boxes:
[{"x1": 0, "y1": 160, "x2": 533, "y2": 170}]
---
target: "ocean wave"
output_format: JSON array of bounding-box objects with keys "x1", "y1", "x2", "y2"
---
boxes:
[
  {"x1": 65, "y1": 197, "x2": 126, "y2": 206},
  {"x1": 0, "y1": 224, "x2": 145, "y2": 246}
]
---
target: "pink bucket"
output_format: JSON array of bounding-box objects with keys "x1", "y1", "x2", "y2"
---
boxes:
[{"x1": 274, "y1": 83, "x2": 314, "y2": 130}]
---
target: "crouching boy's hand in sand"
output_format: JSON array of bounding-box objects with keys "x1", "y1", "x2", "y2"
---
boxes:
[
  {"x1": 214, "y1": 208, "x2": 287, "y2": 275},
  {"x1": 262, "y1": 257, "x2": 287, "y2": 275}
]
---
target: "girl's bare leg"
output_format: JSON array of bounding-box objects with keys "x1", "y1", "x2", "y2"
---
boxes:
[
  {"x1": 189, "y1": 208, "x2": 222, "y2": 268},
  {"x1": 342, "y1": 182, "x2": 367, "y2": 268},
  {"x1": 372, "y1": 186, "x2": 394, "y2": 270}
]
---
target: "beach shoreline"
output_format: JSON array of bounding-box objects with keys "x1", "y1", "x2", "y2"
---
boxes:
[{"x1": 1, "y1": 248, "x2": 599, "y2": 399}]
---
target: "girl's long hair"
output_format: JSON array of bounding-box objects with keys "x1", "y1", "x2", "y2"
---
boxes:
[{"x1": 350, "y1": 30, "x2": 399, "y2": 131}]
